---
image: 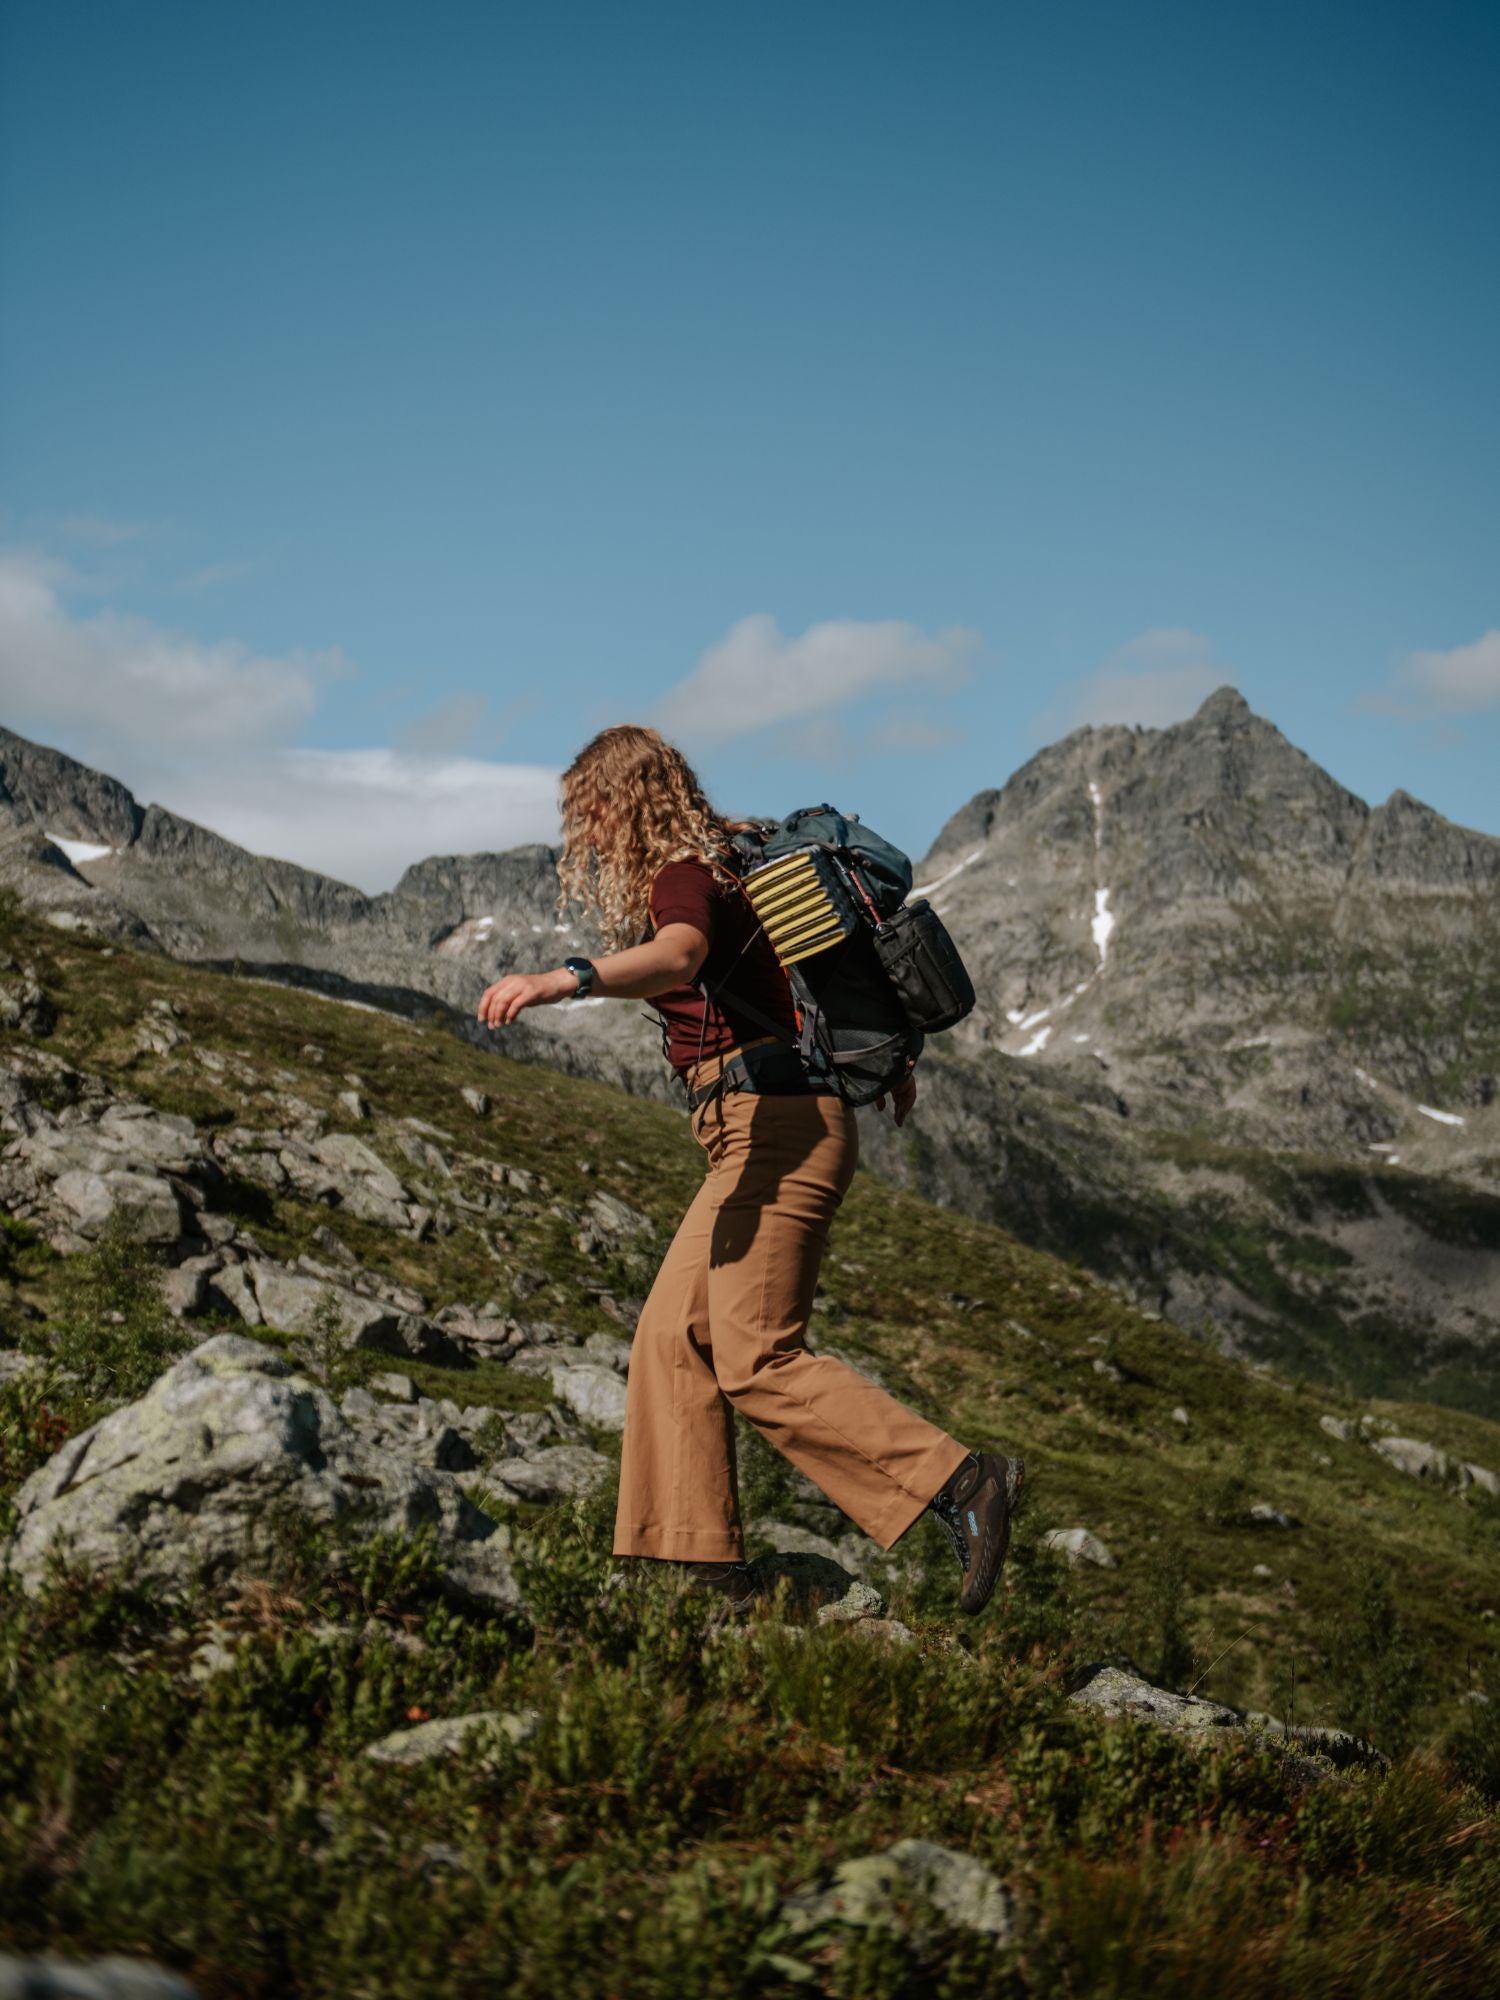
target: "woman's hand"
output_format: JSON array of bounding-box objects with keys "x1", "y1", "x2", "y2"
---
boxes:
[
  {"x1": 476, "y1": 967, "x2": 578, "y2": 1028},
  {"x1": 874, "y1": 1070, "x2": 918, "y2": 1126}
]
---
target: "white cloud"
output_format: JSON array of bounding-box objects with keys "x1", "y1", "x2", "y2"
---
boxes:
[
  {"x1": 654, "y1": 612, "x2": 977, "y2": 747},
  {"x1": 1042, "y1": 628, "x2": 1228, "y2": 733},
  {"x1": 0, "y1": 546, "x2": 332, "y2": 753},
  {"x1": 162, "y1": 748, "x2": 561, "y2": 893},
  {"x1": 0, "y1": 542, "x2": 561, "y2": 892},
  {"x1": 1365, "y1": 629, "x2": 1500, "y2": 717}
]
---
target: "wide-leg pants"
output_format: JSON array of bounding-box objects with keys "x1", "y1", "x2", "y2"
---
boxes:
[{"x1": 611, "y1": 1060, "x2": 969, "y2": 1561}]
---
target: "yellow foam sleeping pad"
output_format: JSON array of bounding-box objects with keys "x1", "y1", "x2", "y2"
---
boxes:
[{"x1": 741, "y1": 848, "x2": 859, "y2": 965}]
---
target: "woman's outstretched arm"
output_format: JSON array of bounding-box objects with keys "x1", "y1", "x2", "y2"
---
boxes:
[{"x1": 475, "y1": 921, "x2": 708, "y2": 1028}]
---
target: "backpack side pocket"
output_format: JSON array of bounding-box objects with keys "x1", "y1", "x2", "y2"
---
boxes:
[{"x1": 873, "y1": 899, "x2": 977, "y2": 1033}]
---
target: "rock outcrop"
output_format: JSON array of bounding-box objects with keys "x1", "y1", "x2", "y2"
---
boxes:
[
  {"x1": 4, "y1": 1335, "x2": 521, "y2": 1612},
  {"x1": 0, "y1": 1958, "x2": 199, "y2": 2000},
  {"x1": 1067, "y1": 1663, "x2": 1375, "y2": 1771},
  {"x1": 782, "y1": 1839, "x2": 1014, "y2": 1940}
]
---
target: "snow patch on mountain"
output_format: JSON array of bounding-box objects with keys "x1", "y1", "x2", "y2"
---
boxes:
[{"x1": 45, "y1": 832, "x2": 113, "y2": 866}]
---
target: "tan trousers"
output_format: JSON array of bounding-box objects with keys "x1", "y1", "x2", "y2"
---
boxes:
[{"x1": 612, "y1": 1051, "x2": 969, "y2": 1561}]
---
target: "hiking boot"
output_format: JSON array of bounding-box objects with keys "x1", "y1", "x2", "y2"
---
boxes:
[
  {"x1": 676, "y1": 1559, "x2": 762, "y2": 1613},
  {"x1": 929, "y1": 1451, "x2": 1024, "y2": 1615}
]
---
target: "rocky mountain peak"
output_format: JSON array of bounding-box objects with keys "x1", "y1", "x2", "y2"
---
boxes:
[
  {"x1": 0, "y1": 725, "x2": 143, "y2": 851},
  {"x1": 1189, "y1": 684, "x2": 1253, "y2": 728}
]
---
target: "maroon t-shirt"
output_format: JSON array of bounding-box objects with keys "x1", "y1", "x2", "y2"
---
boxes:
[{"x1": 647, "y1": 856, "x2": 799, "y2": 1077}]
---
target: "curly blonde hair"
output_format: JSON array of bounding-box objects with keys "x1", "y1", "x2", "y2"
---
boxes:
[{"x1": 555, "y1": 725, "x2": 760, "y2": 952}]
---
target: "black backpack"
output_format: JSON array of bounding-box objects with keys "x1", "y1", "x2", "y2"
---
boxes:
[{"x1": 701, "y1": 803, "x2": 976, "y2": 1107}]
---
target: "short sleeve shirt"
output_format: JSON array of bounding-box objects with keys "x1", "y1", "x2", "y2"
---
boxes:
[{"x1": 647, "y1": 856, "x2": 798, "y2": 1076}]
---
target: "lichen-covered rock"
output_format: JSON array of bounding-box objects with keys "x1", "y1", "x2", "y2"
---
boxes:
[
  {"x1": 1067, "y1": 1665, "x2": 1239, "y2": 1734},
  {"x1": 815, "y1": 1579, "x2": 886, "y2": 1625},
  {"x1": 584, "y1": 1191, "x2": 652, "y2": 1239},
  {"x1": 1044, "y1": 1526, "x2": 1118, "y2": 1568},
  {"x1": 2, "y1": 1095, "x2": 215, "y2": 1247},
  {"x1": 365, "y1": 1707, "x2": 538, "y2": 1765},
  {"x1": 0, "y1": 1956, "x2": 199, "y2": 1999},
  {"x1": 246, "y1": 1263, "x2": 463, "y2": 1365},
  {"x1": 51, "y1": 1167, "x2": 185, "y2": 1244},
  {"x1": 1371, "y1": 1436, "x2": 1455, "y2": 1482},
  {"x1": 581, "y1": 1330, "x2": 634, "y2": 1374},
  {"x1": 550, "y1": 1361, "x2": 628, "y2": 1431},
  {"x1": 159, "y1": 1265, "x2": 208, "y2": 1318},
  {"x1": 338, "y1": 1385, "x2": 481, "y2": 1473},
  {"x1": 782, "y1": 1838, "x2": 1013, "y2": 1939},
  {"x1": 485, "y1": 1445, "x2": 610, "y2": 1504},
  {"x1": 0, "y1": 962, "x2": 57, "y2": 1037},
  {"x1": 4, "y1": 1335, "x2": 520, "y2": 1612}
]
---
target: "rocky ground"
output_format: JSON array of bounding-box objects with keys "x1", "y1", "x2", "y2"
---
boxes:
[{"x1": 1, "y1": 896, "x2": 1499, "y2": 1993}]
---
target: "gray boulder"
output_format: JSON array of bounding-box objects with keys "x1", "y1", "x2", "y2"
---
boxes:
[
  {"x1": 4, "y1": 1335, "x2": 520, "y2": 1612},
  {"x1": 485, "y1": 1445, "x2": 610, "y2": 1504},
  {"x1": 365, "y1": 1707, "x2": 538, "y2": 1765},
  {"x1": 815, "y1": 1579, "x2": 886, "y2": 1625},
  {"x1": 550, "y1": 1361, "x2": 629, "y2": 1431},
  {"x1": 1371, "y1": 1436, "x2": 1455, "y2": 1482},
  {"x1": 585, "y1": 1190, "x2": 652, "y2": 1238},
  {"x1": 783, "y1": 1838, "x2": 1013, "y2": 1940},
  {"x1": 52, "y1": 1167, "x2": 185, "y2": 1245},
  {"x1": 1068, "y1": 1665, "x2": 1239, "y2": 1734},
  {"x1": 0, "y1": 1958, "x2": 198, "y2": 1999},
  {"x1": 159, "y1": 1265, "x2": 208, "y2": 1318},
  {"x1": 582, "y1": 1330, "x2": 634, "y2": 1374},
  {"x1": 1064, "y1": 1663, "x2": 1372, "y2": 1775},
  {"x1": 0, "y1": 962, "x2": 57, "y2": 1037},
  {"x1": 247, "y1": 1263, "x2": 462, "y2": 1365},
  {"x1": 4, "y1": 1096, "x2": 215, "y2": 1248},
  {"x1": 338, "y1": 1386, "x2": 480, "y2": 1473},
  {"x1": 1044, "y1": 1527, "x2": 1118, "y2": 1568}
]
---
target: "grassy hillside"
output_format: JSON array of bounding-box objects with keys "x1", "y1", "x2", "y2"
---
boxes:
[{"x1": 2, "y1": 907, "x2": 1499, "y2": 1996}]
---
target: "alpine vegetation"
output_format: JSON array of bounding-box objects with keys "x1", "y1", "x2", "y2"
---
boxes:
[{"x1": 1, "y1": 894, "x2": 1498, "y2": 1996}]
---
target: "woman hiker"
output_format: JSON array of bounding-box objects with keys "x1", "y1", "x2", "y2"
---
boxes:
[{"x1": 476, "y1": 724, "x2": 1023, "y2": 1615}]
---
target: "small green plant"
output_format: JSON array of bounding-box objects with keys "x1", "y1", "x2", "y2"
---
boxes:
[
  {"x1": 0, "y1": 1366, "x2": 96, "y2": 1506},
  {"x1": 1141, "y1": 1536, "x2": 1195, "y2": 1688},
  {"x1": 472, "y1": 1409, "x2": 513, "y2": 1463},
  {"x1": 1199, "y1": 1463, "x2": 1250, "y2": 1529},
  {"x1": 1445, "y1": 1656, "x2": 1500, "y2": 1804},
  {"x1": 24, "y1": 1215, "x2": 188, "y2": 1403},
  {"x1": 292, "y1": 1286, "x2": 355, "y2": 1397},
  {"x1": 1328, "y1": 1557, "x2": 1424, "y2": 1757}
]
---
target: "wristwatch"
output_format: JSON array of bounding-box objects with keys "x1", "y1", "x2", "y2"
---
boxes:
[{"x1": 563, "y1": 956, "x2": 597, "y2": 998}]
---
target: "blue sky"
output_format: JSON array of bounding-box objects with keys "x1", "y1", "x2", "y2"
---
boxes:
[{"x1": 2, "y1": 0, "x2": 1496, "y2": 890}]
